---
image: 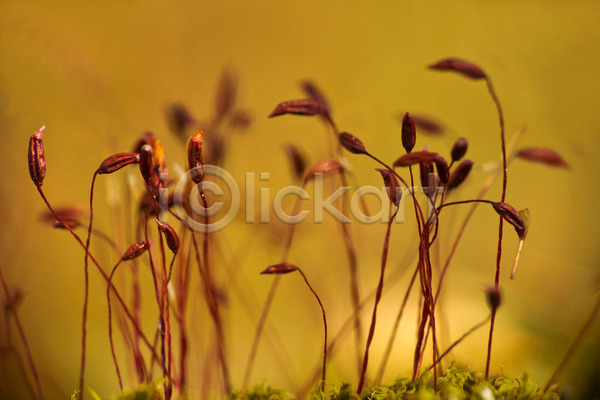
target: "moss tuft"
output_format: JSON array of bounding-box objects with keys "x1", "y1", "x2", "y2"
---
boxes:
[
  {"x1": 317, "y1": 364, "x2": 559, "y2": 400},
  {"x1": 229, "y1": 382, "x2": 292, "y2": 400}
]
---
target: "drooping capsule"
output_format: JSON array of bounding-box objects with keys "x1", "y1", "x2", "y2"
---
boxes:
[
  {"x1": 376, "y1": 168, "x2": 402, "y2": 207},
  {"x1": 97, "y1": 153, "x2": 141, "y2": 175},
  {"x1": 122, "y1": 241, "x2": 149, "y2": 261},
  {"x1": 339, "y1": 132, "x2": 367, "y2": 155},
  {"x1": 260, "y1": 262, "x2": 298, "y2": 275},
  {"x1": 157, "y1": 221, "x2": 180, "y2": 255}
]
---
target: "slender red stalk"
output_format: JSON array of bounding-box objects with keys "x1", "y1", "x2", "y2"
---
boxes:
[
  {"x1": 107, "y1": 259, "x2": 125, "y2": 391},
  {"x1": 176, "y1": 235, "x2": 191, "y2": 393},
  {"x1": 199, "y1": 186, "x2": 231, "y2": 394},
  {"x1": 375, "y1": 265, "x2": 419, "y2": 383},
  {"x1": 485, "y1": 76, "x2": 507, "y2": 379},
  {"x1": 296, "y1": 268, "x2": 328, "y2": 393},
  {"x1": 348, "y1": 146, "x2": 431, "y2": 385},
  {"x1": 124, "y1": 171, "x2": 146, "y2": 384},
  {"x1": 339, "y1": 174, "x2": 363, "y2": 377},
  {"x1": 295, "y1": 251, "x2": 416, "y2": 398},
  {"x1": 154, "y1": 215, "x2": 173, "y2": 399},
  {"x1": 79, "y1": 171, "x2": 97, "y2": 398},
  {"x1": 432, "y1": 134, "x2": 524, "y2": 308},
  {"x1": 142, "y1": 212, "x2": 169, "y2": 395},
  {"x1": 35, "y1": 186, "x2": 163, "y2": 369},
  {"x1": 357, "y1": 208, "x2": 398, "y2": 393}
]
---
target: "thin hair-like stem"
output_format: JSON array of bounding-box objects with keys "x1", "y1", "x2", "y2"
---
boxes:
[
  {"x1": 35, "y1": 186, "x2": 162, "y2": 368},
  {"x1": 80, "y1": 171, "x2": 97, "y2": 398},
  {"x1": 376, "y1": 264, "x2": 419, "y2": 384},
  {"x1": 106, "y1": 260, "x2": 124, "y2": 391},
  {"x1": 199, "y1": 186, "x2": 231, "y2": 395},
  {"x1": 143, "y1": 211, "x2": 168, "y2": 394},
  {"x1": 338, "y1": 173, "x2": 362, "y2": 378},
  {"x1": 357, "y1": 207, "x2": 398, "y2": 394},
  {"x1": 485, "y1": 76, "x2": 507, "y2": 379},
  {"x1": 296, "y1": 268, "x2": 328, "y2": 394},
  {"x1": 295, "y1": 249, "x2": 416, "y2": 398},
  {"x1": 433, "y1": 130, "x2": 523, "y2": 308}
]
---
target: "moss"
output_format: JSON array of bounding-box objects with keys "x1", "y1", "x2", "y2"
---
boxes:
[
  {"x1": 115, "y1": 383, "x2": 164, "y2": 400},
  {"x1": 101, "y1": 366, "x2": 559, "y2": 400},
  {"x1": 229, "y1": 382, "x2": 292, "y2": 400},
  {"x1": 318, "y1": 364, "x2": 559, "y2": 400}
]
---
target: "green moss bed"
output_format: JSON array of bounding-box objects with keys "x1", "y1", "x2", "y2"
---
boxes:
[{"x1": 110, "y1": 363, "x2": 559, "y2": 400}]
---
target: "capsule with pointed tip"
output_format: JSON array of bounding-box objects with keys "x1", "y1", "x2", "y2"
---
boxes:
[
  {"x1": 401, "y1": 113, "x2": 416, "y2": 153},
  {"x1": 157, "y1": 221, "x2": 179, "y2": 255},
  {"x1": 122, "y1": 241, "x2": 149, "y2": 261},
  {"x1": 188, "y1": 130, "x2": 205, "y2": 184},
  {"x1": 260, "y1": 262, "x2": 298, "y2": 275},
  {"x1": 97, "y1": 153, "x2": 141, "y2": 175},
  {"x1": 28, "y1": 126, "x2": 46, "y2": 187}
]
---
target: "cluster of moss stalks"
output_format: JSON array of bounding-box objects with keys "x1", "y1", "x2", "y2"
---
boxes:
[{"x1": 110, "y1": 364, "x2": 559, "y2": 400}]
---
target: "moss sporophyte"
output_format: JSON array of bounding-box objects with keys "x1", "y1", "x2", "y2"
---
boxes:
[{"x1": 14, "y1": 61, "x2": 590, "y2": 399}]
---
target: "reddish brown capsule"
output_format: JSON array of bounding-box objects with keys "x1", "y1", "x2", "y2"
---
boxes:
[
  {"x1": 393, "y1": 151, "x2": 441, "y2": 167},
  {"x1": 401, "y1": 112, "x2": 416, "y2": 153},
  {"x1": 301, "y1": 80, "x2": 331, "y2": 115},
  {"x1": 139, "y1": 144, "x2": 154, "y2": 185},
  {"x1": 485, "y1": 286, "x2": 502, "y2": 312},
  {"x1": 446, "y1": 159, "x2": 474, "y2": 191},
  {"x1": 284, "y1": 144, "x2": 308, "y2": 181},
  {"x1": 492, "y1": 202, "x2": 526, "y2": 240},
  {"x1": 268, "y1": 99, "x2": 323, "y2": 118},
  {"x1": 428, "y1": 58, "x2": 487, "y2": 80},
  {"x1": 97, "y1": 153, "x2": 140, "y2": 175},
  {"x1": 435, "y1": 157, "x2": 449, "y2": 185},
  {"x1": 260, "y1": 262, "x2": 298, "y2": 275},
  {"x1": 410, "y1": 114, "x2": 444, "y2": 136},
  {"x1": 376, "y1": 168, "x2": 401, "y2": 207},
  {"x1": 52, "y1": 218, "x2": 80, "y2": 229},
  {"x1": 157, "y1": 221, "x2": 179, "y2": 255},
  {"x1": 516, "y1": 147, "x2": 570, "y2": 169},
  {"x1": 28, "y1": 126, "x2": 46, "y2": 187},
  {"x1": 339, "y1": 132, "x2": 367, "y2": 155},
  {"x1": 133, "y1": 132, "x2": 157, "y2": 154},
  {"x1": 122, "y1": 241, "x2": 149, "y2": 261},
  {"x1": 187, "y1": 130, "x2": 205, "y2": 184},
  {"x1": 509, "y1": 209, "x2": 530, "y2": 279},
  {"x1": 303, "y1": 160, "x2": 344, "y2": 183},
  {"x1": 133, "y1": 132, "x2": 167, "y2": 178},
  {"x1": 419, "y1": 161, "x2": 435, "y2": 195},
  {"x1": 451, "y1": 137, "x2": 468, "y2": 162},
  {"x1": 40, "y1": 206, "x2": 85, "y2": 223}
]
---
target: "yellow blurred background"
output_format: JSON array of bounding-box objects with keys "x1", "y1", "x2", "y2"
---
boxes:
[{"x1": 1, "y1": 1, "x2": 600, "y2": 399}]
